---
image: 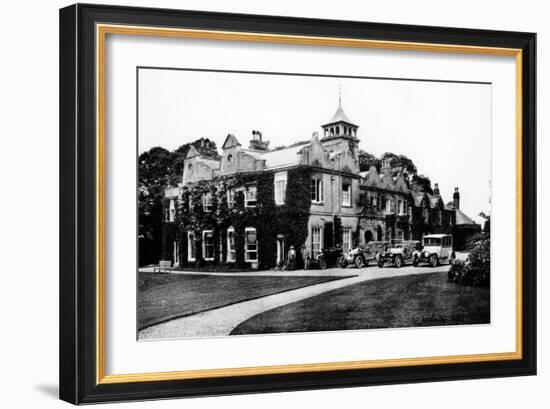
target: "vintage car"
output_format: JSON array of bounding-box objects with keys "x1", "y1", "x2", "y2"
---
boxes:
[
  {"x1": 412, "y1": 234, "x2": 455, "y2": 267},
  {"x1": 307, "y1": 247, "x2": 345, "y2": 269},
  {"x1": 342, "y1": 241, "x2": 388, "y2": 268},
  {"x1": 376, "y1": 240, "x2": 420, "y2": 268}
]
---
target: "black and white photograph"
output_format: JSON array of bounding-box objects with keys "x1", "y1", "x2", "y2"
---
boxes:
[{"x1": 137, "y1": 68, "x2": 492, "y2": 340}]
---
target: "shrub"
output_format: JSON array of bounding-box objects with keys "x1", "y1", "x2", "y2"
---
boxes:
[{"x1": 448, "y1": 237, "x2": 490, "y2": 287}]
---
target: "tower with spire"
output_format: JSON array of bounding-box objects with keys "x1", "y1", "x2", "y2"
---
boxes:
[{"x1": 321, "y1": 87, "x2": 360, "y2": 154}]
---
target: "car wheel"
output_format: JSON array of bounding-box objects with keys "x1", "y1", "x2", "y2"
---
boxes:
[
  {"x1": 377, "y1": 259, "x2": 384, "y2": 268},
  {"x1": 394, "y1": 255, "x2": 403, "y2": 268},
  {"x1": 413, "y1": 256, "x2": 419, "y2": 267},
  {"x1": 337, "y1": 256, "x2": 347, "y2": 268},
  {"x1": 429, "y1": 254, "x2": 439, "y2": 267},
  {"x1": 355, "y1": 255, "x2": 365, "y2": 268},
  {"x1": 319, "y1": 258, "x2": 327, "y2": 270}
]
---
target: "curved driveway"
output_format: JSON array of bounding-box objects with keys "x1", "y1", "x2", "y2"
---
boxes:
[{"x1": 138, "y1": 263, "x2": 452, "y2": 340}]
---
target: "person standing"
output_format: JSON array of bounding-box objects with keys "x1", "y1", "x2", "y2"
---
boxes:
[
  {"x1": 301, "y1": 244, "x2": 310, "y2": 270},
  {"x1": 287, "y1": 245, "x2": 296, "y2": 270}
]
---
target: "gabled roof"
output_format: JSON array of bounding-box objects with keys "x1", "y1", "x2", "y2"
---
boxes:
[
  {"x1": 455, "y1": 209, "x2": 477, "y2": 226},
  {"x1": 412, "y1": 192, "x2": 427, "y2": 207},
  {"x1": 222, "y1": 134, "x2": 241, "y2": 149},
  {"x1": 185, "y1": 145, "x2": 199, "y2": 159}
]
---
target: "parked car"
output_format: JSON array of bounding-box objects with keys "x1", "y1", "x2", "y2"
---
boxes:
[
  {"x1": 412, "y1": 234, "x2": 455, "y2": 267},
  {"x1": 342, "y1": 241, "x2": 388, "y2": 268},
  {"x1": 376, "y1": 240, "x2": 420, "y2": 268},
  {"x1": 307, "y1": 247, "x2": 345, "y2": 269}
]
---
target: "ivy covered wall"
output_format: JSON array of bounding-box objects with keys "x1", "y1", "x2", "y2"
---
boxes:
[{"x1": 162, "y1": 166, "x2": 312, "y2": 269}]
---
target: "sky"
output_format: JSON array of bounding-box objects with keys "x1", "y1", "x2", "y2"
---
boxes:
[{"x1": 138, "y1": 68, "x2": 491, "y2": 218}]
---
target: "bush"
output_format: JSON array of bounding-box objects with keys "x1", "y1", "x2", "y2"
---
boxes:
[{"x1": 448, "y1": 237, "x2": 490, "y2": 287}]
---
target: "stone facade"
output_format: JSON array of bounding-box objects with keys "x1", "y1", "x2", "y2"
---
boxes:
[{"x1": 162, "y1": 99, "x2": 474, "y2": 268}]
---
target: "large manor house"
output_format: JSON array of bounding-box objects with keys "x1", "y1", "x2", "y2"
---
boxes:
[{"x1": 161, "y1": 97, "x2": 479, "y2": 268}]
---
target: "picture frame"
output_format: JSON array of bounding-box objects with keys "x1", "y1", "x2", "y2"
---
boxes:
[{"x1": 59, "y1": 3, "x2": 536, "y2": 404}]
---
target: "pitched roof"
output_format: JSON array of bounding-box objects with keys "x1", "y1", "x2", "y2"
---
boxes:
[
  {"x1": 261, "y1": 144, "x2": 307, "y2": 170},
  {"x1": 222, "y1": 134, "x2": 241, "y2": 149},
  {"x1": 455, "y1": 209, "x2": 477, "y2": 225},
  {"x1": 412, "y1": 192, "x2": 426, "y2": 207},
  {"x1": 323, "y1": 100, "x2": 357, "y2": 127}
]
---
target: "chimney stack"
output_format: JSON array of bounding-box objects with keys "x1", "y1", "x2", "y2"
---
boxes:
[
  {"x1": 453, "y1": 187, "x2": 460, "y2": 209},
  {"x1": 249, "y1": 130, "x2": 269, "y2": 151},
  {"x1": 433, "y1": 183, "x2": 440, "y2": 196}
]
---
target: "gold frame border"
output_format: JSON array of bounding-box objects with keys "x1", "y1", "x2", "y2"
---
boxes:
[{"x1": 96, "y1": 23, "x2": 523, "y2": 385}]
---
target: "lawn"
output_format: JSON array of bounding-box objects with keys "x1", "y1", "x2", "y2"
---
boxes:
[
  {"x1": 138, "y1": 272, "x2": 349, "y2": 330},
  {"x1": 231, "y1": 271, "x2": 490, "y2": 335}
]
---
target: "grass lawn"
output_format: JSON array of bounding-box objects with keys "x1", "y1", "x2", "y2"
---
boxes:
[
  {"x1": 231, "y1": 271, "x2": 490, "y2": 335},
  {"x1": 138, "y1": 272, "x2": 349, "y2": 330}
]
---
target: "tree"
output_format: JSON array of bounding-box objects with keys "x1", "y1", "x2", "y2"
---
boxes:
[
  {"x1": 358, "y1": 150, "x2": 380, "y2": 172},
  {"x1": 138, "y1": 147, "x2": 172, "y2": 266}
]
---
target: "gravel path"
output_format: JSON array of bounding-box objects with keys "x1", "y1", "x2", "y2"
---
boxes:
[{"x1": 138, "y1": 263, "x2": 453, "y2": 340}]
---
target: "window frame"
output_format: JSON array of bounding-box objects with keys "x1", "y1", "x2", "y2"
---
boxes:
[
  {"x1": 342, "y1": 227, "x2": 352, "y2": 254},
  {"x1": 342, "y1": 182, "x2": 351, "y2": 207},
  {"x1": 202, "y1": 230, "x2": 215, "y2": 261},
  {"x1": 187, "y1": 231, "x2": 196, "y2": 262},
  {"x1": 244, "y1": 227, "x2": 258, "y2": 262},
  {"x1": 311, "y1": 177, "x2": 324, "y2": 204},
  {"x1": 226, "y1": 227, "x2": 236, "y2": 262},
  {"x1": 274, "y1": 171, "x2": 287, "y2": 205},
  {"x1": 245, "y1": 185, "x2": 257, "y2": 208},
  {"x1": 311, "y1": 226, "x2": 323, "y2": 255}
]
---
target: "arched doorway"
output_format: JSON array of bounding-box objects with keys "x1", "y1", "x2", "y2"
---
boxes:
[{"x1": 364, "y1": 230, "x2": 373, "y2": 244}]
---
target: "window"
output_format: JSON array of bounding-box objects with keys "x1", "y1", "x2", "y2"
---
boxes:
[
  {"x1": 245, "y1": 185, "x2": 257, "y2": 207},
  {"x1": 187, "y1": 231, "x2": 196, "y2": 261},
  {"x1": 202, "y1": 192, "x2": 213, "y2": 212},
  {"x1": 227, "y1": 154, "x2": 233, "y2": 164},
  {"x1": 342, "y1": 228, "x2": 352, "y2": 254},
  {"x1": 311, "y1": 177, "x2": 324, "y2": 203},
  {"x1": 164, "y1": 207, "x2": 170, "y2": 222},
  {"x1": 227, "y1": 189, "x2": 235, "y2": 208},
  {"x1": 245, "y1": 227, "x2": 258, "y2": 262},
  {"x1": 311, "y1": 227, "x2": 322, "y2": 255},
  {"x1": 169, "y1": 199, "x2": 176, "y2": 222},
  {"x1": 202, "y1": 230, "x2": 214, "y2": 260},
  {"x1": 342, "y1": 183, "x2": 351, "y2": 206},
  {"x1": 274, "y1": 172, "x2": 287, "y2": 205},
  {"x1": 397, "y1": 230, "x2": 404, "y2": 240},
  {"x1": 226, "y1": 227, "x2": 236, "y2": 262}
]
